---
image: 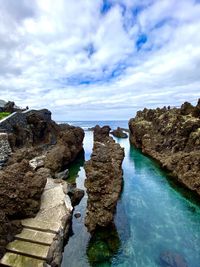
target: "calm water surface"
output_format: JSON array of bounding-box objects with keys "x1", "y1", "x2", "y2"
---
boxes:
[{"x1": 61, "y1": 121, "x2": 200, "y2": 267}]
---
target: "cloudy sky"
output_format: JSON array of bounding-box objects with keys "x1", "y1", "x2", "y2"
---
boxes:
[{"x1": 0, "y1": 0, "x2": 200, "y2": 120}]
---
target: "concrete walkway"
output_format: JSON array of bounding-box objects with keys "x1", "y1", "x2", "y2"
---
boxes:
[{"x1": 0, "y1": 178, "x2": 73, "y2": 267}]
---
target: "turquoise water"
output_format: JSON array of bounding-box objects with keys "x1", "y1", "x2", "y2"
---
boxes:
[{"x1": 62, "y1": 122, "x2": 200, "y2": 267}]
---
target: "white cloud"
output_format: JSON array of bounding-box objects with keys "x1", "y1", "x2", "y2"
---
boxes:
[{"x1": 0, "y1": 0, "x2": 199, "y2": 120}]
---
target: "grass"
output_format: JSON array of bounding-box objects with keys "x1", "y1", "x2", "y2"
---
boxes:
[{"x1": 0, "y1": 112, "x2": 10, "y2": 120}]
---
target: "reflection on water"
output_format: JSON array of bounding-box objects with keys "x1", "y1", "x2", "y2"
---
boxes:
[
  {"x1": 62, "y1": 127, "x2": 200, "y2": 267},
  {"x1": 67, "y1": 149, "x2": 85, "y2": 184}
]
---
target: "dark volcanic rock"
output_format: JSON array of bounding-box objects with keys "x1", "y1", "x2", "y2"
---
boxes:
[
  {"x1": 129, "y1": 99, "x2": 200, "y2": 196},
  {"x1": 0, "y1": 109, "x2": 85, "y2": 259},
  {"x1": 93, "y1": 125, "x2": 111, "y2": 142},
  {"x1": 84, "y1": 125, "x2": 124, "y2": 233},
  {"x1": 67, "y1": 185, "x2": 85, "y2": 206},
  {"x1": 111, "y1": 127, "x2": 128, "y2": 138},
  {"x1": 0, "y1": 160, "x2": 48, "y2": 257},
  {"x1": 0, "y1": 161, "x2": 47, "y2": 218}
]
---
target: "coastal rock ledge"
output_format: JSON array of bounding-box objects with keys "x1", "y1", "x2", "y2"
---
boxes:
[
  {"x1": 84, "y1": 126, "x2": 124, "y2": 233},
  {"x1": 129, "y1": 99, "x2": 200, "y2": 196}
]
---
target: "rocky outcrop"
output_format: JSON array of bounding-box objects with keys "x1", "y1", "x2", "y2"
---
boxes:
[
  {"x1": 84, "y1": 126, "x2": 124, "y2": 233},
  {"x1": 0, "y1": 100, "x2": 25, "y2": 113},
  {"x1": 0, "y1": 108, "x2": 84, "y2": 261},
  {"x1": 129, "y1": 99, "x2": 200, "y2": 196},
  {"x1": 111, "y1": 127, "x2": 128, "y2": 138},
  {"x1": 0, "y1": 160, "x2": 47, "y2": 257}
]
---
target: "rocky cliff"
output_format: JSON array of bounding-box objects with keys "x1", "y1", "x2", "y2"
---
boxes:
[
  {"x1": 129, "y1": 99, "x2": 200, "y2": 196},
  {"x1": 0, "y1": 109, "x2": 84, "y2": 259},
  {"x1": 84, "y1": 126, "x2": 124, "y2": 233}
]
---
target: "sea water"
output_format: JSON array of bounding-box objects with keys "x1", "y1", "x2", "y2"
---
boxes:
[{"x1": 61, "y1": 121, "x2": 200, "y2": 267}]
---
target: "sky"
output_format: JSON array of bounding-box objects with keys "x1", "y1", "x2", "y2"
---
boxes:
[{"x1": 0, "y1": 0, "x2": 200, "y2": 121}]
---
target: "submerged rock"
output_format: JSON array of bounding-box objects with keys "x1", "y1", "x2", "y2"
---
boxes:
[
  {"x1": 87, "y1": 224, "x2": 120, "y2": 266},
  {"x1": 159, "y1": 251, "x2": 188, "y2": 267},
  {"x1": 129, "y1": 99, "x2": 200, "y2": 196},
  {"x1": 84, "y1": 125, "x2": 124, "y2": 233},
  {"x1": 111, "y1": 127, "x2": 128, "y2": 138},
  {"x1": 74, "y1": 212, "x2": 81, "y2": 218}
]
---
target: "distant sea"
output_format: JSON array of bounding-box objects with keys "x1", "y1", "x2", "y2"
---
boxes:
[{"x1": 57, "y1": 120, "x2": 129, "y2": 130}]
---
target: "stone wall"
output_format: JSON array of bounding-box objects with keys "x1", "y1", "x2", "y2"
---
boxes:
[{"x1": 0, "y1": 133, "x2": 11, "y2": 168}]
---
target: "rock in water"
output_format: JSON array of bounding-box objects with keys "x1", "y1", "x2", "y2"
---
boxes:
[
  {"x1": 84, "y1": 125, "x2": 124, "y2": 233},
  {"x1": 111, "y1": 127, "x2": 128, "y2": 138},
  {"x1": 129, "y1": 99, "x2": 200, "y2": 196},
  {"x1": 159, "y1": 251, "x2": 188, "y2": 267}
]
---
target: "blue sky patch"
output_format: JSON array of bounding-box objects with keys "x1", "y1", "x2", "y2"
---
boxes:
[
  {"x1": 100, "y1": 0, "x2": 112, "y2": 15},
  {"x1": 136, "y1": 34, "x2": 148, "y2": 50}
]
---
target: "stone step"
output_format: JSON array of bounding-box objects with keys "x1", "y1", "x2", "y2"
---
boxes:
[
  {"x1": 6, "y1": 240, "x2": 50, "y2": 261},
  {"x1": 0, "y1": 252, "x2": 45, "y2": 267},
  {"x1": 15, "y1": 228, "x2": 56, "y2": 246},
  {"x1": 22, "y1": 218, "x2": 60, "y2": 234}
]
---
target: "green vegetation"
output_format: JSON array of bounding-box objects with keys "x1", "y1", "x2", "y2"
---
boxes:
[
  {"x1": 87, "y1": 225, "x2": 120, "y2": 266},
  {"x1": 0, "y1": 112, "x2": 10, "y2": 120}
]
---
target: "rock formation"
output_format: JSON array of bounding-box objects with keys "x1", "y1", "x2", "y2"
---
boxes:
[
  {"x1": 0, "y1": 108, "x2": 84, "y2": 261},
  {"x1": 129, "y1": 99, "x2": 200, "y2": 196},
  {"x1": 111, "y1": 127, "x2": 128, "y2": 138},
  {"x1": 84, "y1": 126, "x2": 124, "y2": 233}
]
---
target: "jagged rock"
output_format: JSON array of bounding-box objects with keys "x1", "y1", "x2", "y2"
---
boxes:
[
  {"x1": 111, "y1": 127, "x2": 128, "y2": 138},
  {"x1": 67, "y1": 186, "x2": 85, "y2": 206},
  {"x1": 3, "y1": 101, "x2": 15, "y2": 113},
  {"x1": 129, "y1": 99, "x2": 200, "y2": 196},
  {"x1": 0, "y1": 160, "x2": 48, "y2": 257},
  {"x1": 84, "y1": 125, "x2": 124, "y2": 233},
  {"x1": 55, "y1": 168, "x2": 69, "y2": 180},
  {"x1": 93, "y1": 125, "x2": 111, "y2": 142},
  {"x1": 29, "y1": 155, "x2": 46, "y2": 170},
  {"x1": 159, "y1": 251, "x2": 188, "y2": 267}
]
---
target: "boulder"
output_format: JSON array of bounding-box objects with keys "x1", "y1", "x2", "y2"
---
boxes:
[
  {"x1": 111, "y1": 127, "x2": 128, "y2": 138},
  {"x1": 67, "y1": 185, "x2": 85, "y2": 206}
]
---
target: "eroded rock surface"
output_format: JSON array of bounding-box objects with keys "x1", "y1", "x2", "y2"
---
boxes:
[
  {"x1": 0, "y1": 109, "x2": 84, "y2": 260},
  {"x1": 84, "y1": 125, "x2": 124, "y2": 233},
  {"x1": 129, "y1": 99, "x2": 200, "y2": 196}
]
